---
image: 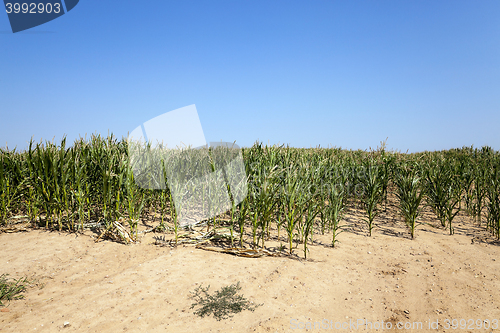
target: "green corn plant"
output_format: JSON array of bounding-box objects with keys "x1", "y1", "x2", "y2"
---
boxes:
[
  {"x1": 375, "y1": 140, "x2": 394, "y2": 212},
  {"x1": 0, "y1": 154, "x2": 12, "y2": 225},
  {"x1": 101, "y1": 154, "x2": 114, "y2": 227},
  {"x1": 125, "y1": 166, "x2": 145, "y2": 241},
  {"x1": 394, "y1": 164, "x2": 424, "y2": 239},
  {"x1": 113, "y1": 158, "x2": 127, "y2": 223},
  {"x1": 68, "y1": 146, "x2": 85, "y2": 231},
  {"x1": 442, "y1": 170, "x2": 462, "y2": 235},
  {"x1": 301, "y1": 191, "x2": 320, "y2": 259},
  {"x1": 169, "y1": 184, "x2": 180, "y2": 245},
  {"x1": 210, "y1": 143, "x2": 248, "y2": 247},
  {"x1": 243, "y1": 162, "x2": 259, "y2": 247},
  {"x1": 274, "y1": 194, "x2": 285, "y2": 248},
  {"x1": 293, "y1": 159, "x2": 311, "y2": 244},
  {"x1": 227, "y1": 194, "x2": 238, "y2": 247},
  {"x1": 166, "y1": 169, "x2": 191, "y2": 245},
  {"x1": 236, "y1": 196, "x2": 250, "y2": 248},
  {"x1": 485, "y1": 163, "x2": 500, "y2": 237},
  {"x1": 282, "y1": 169, "x2": 304, "y2": 255},
  {"x1": 255, "y1": 166, "x2": 280, "y2": 248},
  {"x1": 25, "y1": 141, "x2": 40, "y2": 225},
  {"x1": 56, "y1": 138, "x2": 71, "y2": 230},
  {"x1": 25, "y1": 185, "x2": 39, "y2": 224},
  {"x1": 0, "y1": 175, "x2": 12, "y2": 226},
  {"x1": 250, "y1": 198, "x2": 259, "y2": 247},
  {"x1": 0, "y1": 148, "x2": 26, "y2": 225},
  {"x1": 28, "y1": 140, "x2": 62, "y2": 228},
  {"x1": 462, "y1": 166, "x2": 475, "y2": 219},
  {"x1": 424, "y1": 160, "x2": 449, "y2": 228},
  {"x1": 312, "y1": 161, "x2": 329, "y2": 235},
  {"x1": 359, "y1": 159, "x2": 384, "y2": 236},
  {"x1": 156, "y1": 189, "x2": 168, "y2": 232},
  {"x1": 472, "y1": 154, "x2": 488, "y2": 227},
  {"x1": 154, "y1": 157, "x2": 172, "y2": 232},
  {"x1": 326, "y1": 173, "x2": 347, "y2": 247}
]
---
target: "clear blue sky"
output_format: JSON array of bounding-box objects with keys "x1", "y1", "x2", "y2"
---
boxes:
[{"x1": 1, "y1": 1, "x2": 499, "y2": 152}]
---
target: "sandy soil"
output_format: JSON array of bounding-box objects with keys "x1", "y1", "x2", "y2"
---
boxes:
[{"x1": 1, "y1": 202, "x2": 500, "y2": 333}]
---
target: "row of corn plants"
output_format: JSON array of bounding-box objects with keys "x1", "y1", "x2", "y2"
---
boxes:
[{"x1": 1, "y1": 136, "x2": 500, "y2": 256}]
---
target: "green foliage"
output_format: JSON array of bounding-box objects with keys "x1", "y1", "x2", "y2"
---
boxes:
[
  {"x1": 189, "y1": 282, "x2": 261, "y2": 321},
  {"x1": 325, "y1": 177, "x2": 347, "y2": 247},
  {"x1": 394, "y1": 164, "x2": 424, "y2": 238},
  {"x1": 423, "y1": 158, "x2": 462, "y2": 234},
  {"x1": 2, "y1": 134, "x2": 500, "y2": 256},
  {"x1": 359, "y1": 158, "x2": 385, "y2": 236},
  {"x1": 424, "y1": 159, "x2": 452, "y2": 228},
  {"x1": 486, "y1": 164, "x2": 500, "y2": 238},
  {"x1": 0, "y1": 274, "x2": 28, "y2": 307},
  {"x1": 282, "y1": 168, "x2": 306, "y2": 255}
]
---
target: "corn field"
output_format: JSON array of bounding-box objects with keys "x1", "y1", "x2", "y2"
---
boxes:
[{"x1": 1, "y1": 135, "x2": 500, "y2": 258}]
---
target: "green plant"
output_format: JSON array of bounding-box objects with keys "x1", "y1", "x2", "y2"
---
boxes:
[
  {"x1": 394, "y1": 164, "x2": 424, "y2": 239},
  {"x1": 486, "y1": 164, "x2": 500, "y2": 238},
  {"x1": 423, "y1": 156, "x2": 463, "y2": 234},
  {"x1": 442, "y1": 179, "x2": 462, "y2": 236},
  {"x1": 0, "y1": 162, "x2": 15, "y2": 226},
  {"x1": 359, "y1": 159, "x2": 384, "y2": 236},
  {"x1": 424, "y1": 160, "x2": 450, "y2": 228},
  {"x1": 125, "y1": 166, "x2": 145, "y2": 241},
  {"x1": 282, "y1": 169, "x2": 305, "y2": 255},
  {"x1": 472, "y1": 149, "x2": 488, "y2": 227},
  {"x1": 189, "y1": 282, "x2": 261, "y2": 321},
  {"x1": 325, "y1": 175, "x2": 347, "y2": 247},
  {"x1": 0, "y1": 274, "x2": 28, "y2": 307},
  {"x1": 237, "y1": 197, "x2": 250, "y2": 248},
  {"x1": 301, "y1": 193, "x2": 320, "y2": 259},
  {"x1": 255, "y1": 166, "x2": 280, "y2": 248},
  {"x1": 5, "y1": 135, "x2": 500, "y2": 258}
]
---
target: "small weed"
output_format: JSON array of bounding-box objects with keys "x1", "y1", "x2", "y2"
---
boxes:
[
  {"x1": 0, "y1": 274, "x2": 28, "y2": 307},
  {"x1": 189, "y1": 282, "x2": 262, "y2": 321}
]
